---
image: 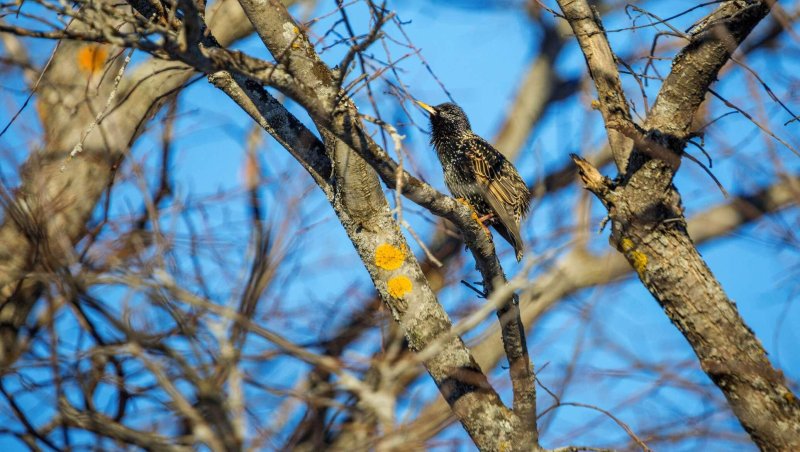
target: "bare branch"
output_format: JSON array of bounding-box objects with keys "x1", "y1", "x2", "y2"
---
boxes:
[{"x1": 558, "y1": 0, "x2": 800, "y2": 448}]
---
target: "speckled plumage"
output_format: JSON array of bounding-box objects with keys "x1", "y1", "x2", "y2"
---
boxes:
[{"x1": 419, "y1": 102, "x2": 530, "y2": 261}]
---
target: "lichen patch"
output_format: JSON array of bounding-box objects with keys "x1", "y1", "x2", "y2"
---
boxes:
[
  {"x1": 375, "y1": 243, "x2": 405, "y2": 270},
  {"x1": 620, "y1": 238, "x2": 647, "y2": 276},
  {"x1": 387, "y1": 275, "x2": 412, "y2": 298},
  {"x1": 77, "y1": 45, "x2": 108, "y2": 74},
  {"x1": 630, "y1": 249, "x2": 648, "y2": 275},
  {"x1": 619, "y1": 237, "x2": 635, "y2": 252}
]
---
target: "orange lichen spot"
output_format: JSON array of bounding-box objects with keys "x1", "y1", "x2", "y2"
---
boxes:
[
  {"x1": 387, "y1": 275, "x2": 412, "y2": 298},
  {"x1": 77, "y1": 45, "x2": 108, "y2": 74},
  {"x1": 375, "y1": 243, "x2": 405, "y2": 270}
]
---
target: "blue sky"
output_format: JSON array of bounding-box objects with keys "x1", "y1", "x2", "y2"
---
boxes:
[{"x1": 0, "y1": 0, "x2": 798, "y2": 450}]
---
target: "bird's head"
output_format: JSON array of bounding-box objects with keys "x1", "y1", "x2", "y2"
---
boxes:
[{"x1": 415, "y1": 101, "x2": 472, "y2": 139}]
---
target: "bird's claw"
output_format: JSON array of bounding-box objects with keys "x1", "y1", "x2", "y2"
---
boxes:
[{"x1": 455, "y1": 198, "x2": 492, "y2": 237}]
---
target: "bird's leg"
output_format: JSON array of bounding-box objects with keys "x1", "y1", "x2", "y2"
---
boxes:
[{"x1": 455, "y1": 198, "x2": 492, "y2": 237}]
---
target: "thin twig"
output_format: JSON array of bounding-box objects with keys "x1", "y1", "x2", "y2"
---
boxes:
[
  {"x1": 0, "y1": 23, "x2": 65, "y2": 139},
  {"x1": 62, "y1": 49, "x2": 134, "y2": 171}
]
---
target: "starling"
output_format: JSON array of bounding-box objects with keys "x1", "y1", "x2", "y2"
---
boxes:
[{"x1": 416, "y1": 101, "x2": 530, "y2": 261}]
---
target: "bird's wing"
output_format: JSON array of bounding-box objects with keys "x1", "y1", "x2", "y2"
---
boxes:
[
  {"x1": 468, "y1": 140, "x2": 520, "y2": 222},
  {"x1": 467, "y1": 139, "x2": 524, "y2": 258}
]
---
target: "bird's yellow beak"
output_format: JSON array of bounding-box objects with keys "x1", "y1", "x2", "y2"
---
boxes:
[{"x1": 415, "y1": 100, "x2": 436, "y2": 115}]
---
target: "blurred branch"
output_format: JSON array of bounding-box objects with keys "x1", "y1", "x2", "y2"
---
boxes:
[
  {"x1": 59, "y1": 398, "x2": 192, "y2": 451},
  {"x1": 0, "y1": 0, "x2": 258, "y2": 370},
  {"x1": 492, "y1": 17, "x2": 575, "y2": 159}
]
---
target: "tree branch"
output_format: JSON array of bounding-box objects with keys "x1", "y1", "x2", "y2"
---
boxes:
[
  {"x1": 182, "y1": 1, "x2": 538, "y2": 446},
  {"x1": 557, "y1": 0, "x2": 634, "y2": 172},
  {"x1": 557, "y1": 0, "x2": 800, "y2": 449},
  {"x1": 0, "y1": 0, "x2": 257, "y2": 369},
  {"x1": 395, "y1": 173, "x2": 800, "y2": 444}
]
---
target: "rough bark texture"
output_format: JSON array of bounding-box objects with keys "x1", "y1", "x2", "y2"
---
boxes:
[
  {"x1": 217, "y1": 0, "x2": 539, "y2": 447},
  {"x1": 558, "y1": 0, "x2": 800, "y2": 449},
  {"x1": 394, "y1": 174, "x2": 800, "y2": 442},
  {"x1": 4, "y1": 0, "x2": 796, "y2": 448},
  {"x1": 212, "y1": 51, "x2": 535, "y2": 452},
  {"x1": 607, "y1": 162, "x2": 800, "y2": 451},
  {"x1": 290, "y1": 56, "x2": 595, "y2": 444}
]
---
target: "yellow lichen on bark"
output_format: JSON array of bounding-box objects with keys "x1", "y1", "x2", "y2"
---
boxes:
[
  {"x1": 77, "y1": 45, "x2": 108, "y2": 74},
  {"x1": 620, "y1": 237, "x2": 647, "y2": 276},
  {"x1": 619, "y1": 237, "x2": 634, "y2": 252},
  {"x1": 375, "y1": 243, "x2": 405, "y2": 270},
  {"x1": 630, "y1": 250, "x2": 647, "y2": 275},
  {"x1": 387, "y1": 275, "x2": 412, "y2": 298}
]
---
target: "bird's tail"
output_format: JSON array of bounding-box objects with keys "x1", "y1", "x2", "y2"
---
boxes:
[{"x1": 492, "y1": 221, "x2": 524, "y2": 262}]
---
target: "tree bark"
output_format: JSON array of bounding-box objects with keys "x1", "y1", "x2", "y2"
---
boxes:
[
  {"x1": 558, "y1": 0, "x2": 800, "y2": 449},
  {"x1": 221, "y1": 0, "x2": 543, "y2": 447}
]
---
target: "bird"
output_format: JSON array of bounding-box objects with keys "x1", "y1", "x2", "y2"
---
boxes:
[{"x1": 416, "y1": 100, "x2": 530, "y2": 261}]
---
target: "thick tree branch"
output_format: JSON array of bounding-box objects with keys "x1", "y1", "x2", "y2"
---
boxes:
[
  {"x1": 164, "y1": 2, "x2": 537, "y2": 446},
  {"x1": 557, "y1": 0, "x2": 634, "y2": 172},
  {"x1": 90, "y1": 0, "x2": 538, "y2": 445},
  {"x1": 397, "y1": 174, "x2": 800, "y2": 443},
  {"x1": 558, "y1": 1, "x2": 800, "y2": 449},
  {"x1": 215, "y1": 65, "x2": 536, "y2": 451},
  {"x1": 228, "y1": 0, "x2": 541, "y2": 446},
  {"x1": 645, "y1": 0, "x2": 772, "y2": 138}
]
